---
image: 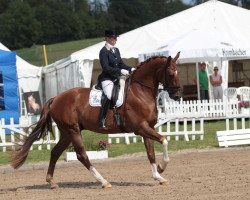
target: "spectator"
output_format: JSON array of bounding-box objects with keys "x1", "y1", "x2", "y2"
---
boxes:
[
  {"x1": 193, "y1": 62, "x2": 209, "y2": 100},
  {"x1": 209, "y1": 66, "x2": 223, "y2": 100}
]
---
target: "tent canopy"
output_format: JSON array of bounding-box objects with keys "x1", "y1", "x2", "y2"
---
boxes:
[
  {"x1": 71, "y1": 0, "x2": 250, "y2": 61},
  {"x1": 43, "y1": 0, "x2": 250, "y2": 98},
  {"x1": 139, "y1": 29, "x2": 250, "y2": 63}
]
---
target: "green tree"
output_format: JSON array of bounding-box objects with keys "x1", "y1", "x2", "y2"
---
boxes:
[
  {"x1": 0, "y1": 1, "x2": 41, "y2": 49},
  {"x1": 108, "y1": 0, "x2": 153, "y2": 34},
  {"x1": 108, "y1": 0, "x2": 189, "y2": 35},
  {"x1": 241, "y1": 0, "x2": 250, "y2": 9}
]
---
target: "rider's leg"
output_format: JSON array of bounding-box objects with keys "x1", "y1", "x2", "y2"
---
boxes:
[{"x1": 98, "y1": 80, "x2": 113, "y2": 128}]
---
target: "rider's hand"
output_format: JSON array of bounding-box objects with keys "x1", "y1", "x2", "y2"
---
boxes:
[
  {"x1": 121, "y1": 69, "x2": 129, "y2": 76},
  {"x1": 131, "y1": 68, "x2": 136, "y2": 73}
]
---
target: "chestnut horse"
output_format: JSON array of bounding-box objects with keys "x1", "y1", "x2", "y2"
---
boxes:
[{"x1": 11, "y1": 52, "x2": 181, "y2": 189}]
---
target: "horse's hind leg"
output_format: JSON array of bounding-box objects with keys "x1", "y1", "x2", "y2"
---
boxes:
[
  {"x1": 143, "y1": 137, "x2": 168, "y2": 185},
  {"x1": 46, "y1": 131, "x2": 70, "y2": 189},
  {"x1": 70, "y1": 132, "x2": 111, "y2": 188}
]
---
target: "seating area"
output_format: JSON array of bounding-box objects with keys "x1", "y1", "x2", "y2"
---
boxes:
[
  {"x1": 224, "y1": 86, "x2": 250, "y2": 103},
  {"x1": 181, "y1": 84, "x2": 249, "y2": 102}
]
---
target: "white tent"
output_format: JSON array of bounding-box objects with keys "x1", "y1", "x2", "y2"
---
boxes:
[
  {"x1": 138, "y1": 29, "x2": 250, "y2": 63},
  {"x1": 0, "y1": 43, "x2": 42, "y2": 116},
  {"x1": 138, "y1": 29, "x2": 250, "y2": 99},
  {"x1": 43, "y1": 0, "x2": 250, "y2": 99},
  {"x1": 71, "y1": 0, "x2": 250, "y2": 60}
]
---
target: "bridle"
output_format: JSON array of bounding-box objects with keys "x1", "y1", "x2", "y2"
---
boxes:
[
  {"x1": 130, "y1": 57, "x2": 180, "y2": 94},
  {"x1": 130, "y1": 58, "x2": 167, "y2": 90},
  {"x1": 161, "y1": 57, "x2": 181, "y2": 93}
]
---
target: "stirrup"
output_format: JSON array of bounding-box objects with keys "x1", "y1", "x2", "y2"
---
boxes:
[
  {"x1": 113, "y1": 107, "x2": 122, "y2": 127},
  {"x1": 99, "y1": 120, "x2": 107, "y2": 129}
]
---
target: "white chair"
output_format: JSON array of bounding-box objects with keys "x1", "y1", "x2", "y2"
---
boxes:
[
  {"x1": 224, "y1": 87, "x2": 238, "y2": 102},
  {"x1": 157, "y1": 91, "x2": 175, "y2": 113},
  {"x1": 236, "y1": 86, "x2": 250, "y2": 101}
]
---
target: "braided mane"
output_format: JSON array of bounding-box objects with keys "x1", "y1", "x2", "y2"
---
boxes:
[{"x1": 136, "y1": 56, "x2": 168, "y2": 69}]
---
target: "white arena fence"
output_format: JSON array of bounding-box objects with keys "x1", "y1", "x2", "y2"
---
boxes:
[
  {"x1": 108, "y1": 97, "x2": 246, "y2": 145},
  {"x1": 216, "y1": 116, "x2": 250, "y2": 147},
  {"x1": 108, "y1": 118, "x2": 204, "y2": 145},
  {"x1": 0, "y1": 117, "x2": 59, "y2": 152},
  {"x1": 1, "y1": 92, "x2": 249, "y2": 149}
]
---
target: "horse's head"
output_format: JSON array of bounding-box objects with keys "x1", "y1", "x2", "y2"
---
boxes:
[{"x1": 159, "y1": 52, "x2": 181, "y2": 100}]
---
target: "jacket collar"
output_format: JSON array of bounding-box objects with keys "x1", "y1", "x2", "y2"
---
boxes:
[{"x1": 105, "y1": 42, "x2": 115, "y2": 51}]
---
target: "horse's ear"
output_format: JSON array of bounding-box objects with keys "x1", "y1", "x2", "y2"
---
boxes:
[
  {"x1": 166, "y1": 56, "x2": 171, "y2": 67},
  {"x1": 174, "y1": 51, "x2": 180, "y2": 62}
]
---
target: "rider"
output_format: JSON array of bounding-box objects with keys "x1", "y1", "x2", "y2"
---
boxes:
[{"x1": 97, "y1": 30, "x2": 136, "y2": 128}]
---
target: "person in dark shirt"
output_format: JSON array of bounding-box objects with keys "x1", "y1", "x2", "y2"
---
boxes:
[{"x1": 97, "y1": 30, "x2": 135, "y2": 128}]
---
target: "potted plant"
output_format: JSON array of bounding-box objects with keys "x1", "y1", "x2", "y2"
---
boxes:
[
  {"x1": 65, "y1": 140, "x2": 109, "y2": 162},
  {"x1": 239, "y1": 101, "x2": 250, "y2": 115}
]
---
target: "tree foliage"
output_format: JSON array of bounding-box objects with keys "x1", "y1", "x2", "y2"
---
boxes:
[{"x1": 0, "y1": 0, "x2": 248, "y2": 49}]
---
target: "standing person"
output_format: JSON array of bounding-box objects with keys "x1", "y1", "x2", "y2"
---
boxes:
[
  {"x1": 97, "y1": 30, "x2": 135, "y2": 128},
  {"x1": 209, "y1": 66, "x2": 223, "y2": 100},
  {"x1": 193, "y1": 62, "x2": 209, "y2": 100}
]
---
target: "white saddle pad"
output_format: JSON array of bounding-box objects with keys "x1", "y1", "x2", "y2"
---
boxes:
[{"x1": 89, "y1": 76, "x2": 126, "y2": 107}]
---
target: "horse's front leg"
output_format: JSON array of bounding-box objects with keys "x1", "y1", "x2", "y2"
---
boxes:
[
  {"x1": 143, "y1": 137, "x2": 168, "y2": 185},
  {"x1": 139, "y1": 121, "x2": 170, "y2": 174},
  {"x1": 157, "y1": 138, "x2": 170, "y2": 174}
]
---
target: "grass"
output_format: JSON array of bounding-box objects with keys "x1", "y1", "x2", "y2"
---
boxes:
[
  {"x1": 0, "y1": 120, "x2": 229, "y2": 166},
  {"x1": 16, "y1": 38, "x2": 103, "y2": 66}
]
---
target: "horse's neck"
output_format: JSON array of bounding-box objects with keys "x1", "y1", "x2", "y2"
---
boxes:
[
  {"x1": 129, "y1": 76, "x2": 159, "y2": 100},
  {"x1": 133, "y1": 62, "x2": 160, "y2": 93}
]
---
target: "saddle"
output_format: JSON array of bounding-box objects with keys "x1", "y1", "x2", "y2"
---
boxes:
[
  {"x1": 89, "y1": 76, "x2": 127, "y2": 128},
  {"x1": 89, "y1": 76, "x2": 126, "y2": 108}
]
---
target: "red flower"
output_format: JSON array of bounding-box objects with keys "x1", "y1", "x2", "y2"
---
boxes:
[
  {"x1": 239, "y1": 101, "x2": 250, "y2": 108},
  {"x1": 96, "y1": 140, "x2": 110, "y2": 150}
]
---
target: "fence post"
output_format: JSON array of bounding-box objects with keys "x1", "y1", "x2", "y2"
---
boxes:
[
  {"x1": 192, "y1": 118, "x2": 196, "y2": 140},
  {"x1": 1, "y1": 118, "x2": 6, "y2": 152},
  {"x1": 10, "y1": 118, "x2": 15, "y2": 150},
  {"x1": 200, "y1": 118, "x2": 204, "y2": 140}
]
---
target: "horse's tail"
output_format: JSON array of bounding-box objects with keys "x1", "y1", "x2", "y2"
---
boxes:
[{"x1": 11, "y1": 98, "x2": 55, "y2": 169}]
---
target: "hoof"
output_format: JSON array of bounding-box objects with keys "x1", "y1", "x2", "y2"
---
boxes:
[
  {"x1": 157, "y1": 164, "x2": 164, "y2": 174},
  {"x1": 46, "y1": 175, "x2": 59, "y2": 189},
  {"x1": 102, "y1": 182, "x2": 112, "y2": 189},
  {"x1": 159, "y1": 180, "x2": 169, "y2": 186},
  {"x1": 50, "y1": 183, "x2": 59, "y2": 189}
]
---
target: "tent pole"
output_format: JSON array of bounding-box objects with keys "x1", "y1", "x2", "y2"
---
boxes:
[
  {"x1": 43, "y1": 45, "x2": 48, "y2": 66},
  {"x1": 196, "y1": 62, "x2": 200, "y2": 100}
]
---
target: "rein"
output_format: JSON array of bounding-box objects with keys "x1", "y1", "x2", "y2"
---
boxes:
[
  {"x1": 131, "y1": 78, "x2": 157, "y2": 90},
  {"x1": 131, "y1": 57, "x2": 169, "y2": 90}
]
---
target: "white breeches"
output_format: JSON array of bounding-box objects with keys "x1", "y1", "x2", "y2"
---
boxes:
[{"x1": 102, "y1": 80, "x2": 114, "y2": 100}]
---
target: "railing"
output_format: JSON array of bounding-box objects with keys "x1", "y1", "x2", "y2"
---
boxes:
[
  {"x1": 0, "y1": 118, "x2": 59, "y2": 152},
  {"x1": 157, "y1": 97, "x2": 240, "y2": 119},
  {"x1": 1, "y1": 93, "x2": 249, "y2": 149},
  {"x1": 108, "y1": 96, "x2": 249, "y2": 145},
  {"x1": 216, "y1": 116, "x2": 250, "y2": 147}
]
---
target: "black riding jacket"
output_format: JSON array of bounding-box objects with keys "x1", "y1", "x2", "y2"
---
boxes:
[{"x1": 97, "y1": 46, "x2": 131, "y2": 83}]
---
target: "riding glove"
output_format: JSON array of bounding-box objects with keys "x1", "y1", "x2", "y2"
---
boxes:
[
  {"x1": 121, "y1": 69, "x2": 129, "y2": 76},
  {"x1": 131, "y1": 68, "x2": 136, "y2": 73}
]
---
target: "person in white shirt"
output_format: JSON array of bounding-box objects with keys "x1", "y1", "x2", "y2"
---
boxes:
[{"x1": 209, "y1": 66, "x2": 223, "y2": 100}]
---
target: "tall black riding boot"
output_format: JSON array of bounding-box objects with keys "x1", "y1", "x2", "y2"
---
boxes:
[{"x1": 98, "y1": 94, "x2": 110, "y2": 128}]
